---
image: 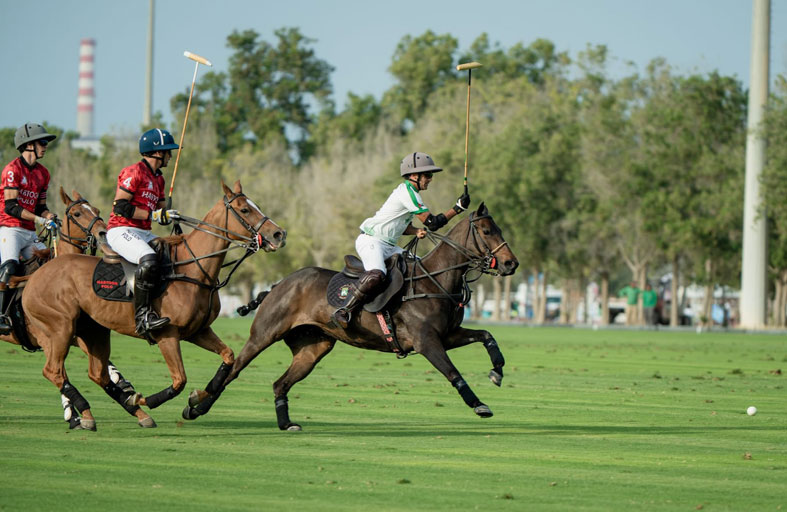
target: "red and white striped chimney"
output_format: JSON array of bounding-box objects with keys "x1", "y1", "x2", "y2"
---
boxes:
[{"x1": 77, "y1": 38, "x2": 95, "y2": 137}]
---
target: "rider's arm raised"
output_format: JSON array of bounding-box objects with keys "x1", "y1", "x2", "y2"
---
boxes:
[{"x1": 415, "y1": 208, "x2": 458, "y2": 232}]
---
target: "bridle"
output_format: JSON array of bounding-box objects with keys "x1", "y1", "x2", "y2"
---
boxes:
[
  {"x1": 57, "y1": 198, "x2": 104, "y2": 255},
  {"x1": 402, "y1": 211, "x2": 509, "y2": 306},
  {"x1": 166, "y1": 192, "x2": 272, "y2": 291}
]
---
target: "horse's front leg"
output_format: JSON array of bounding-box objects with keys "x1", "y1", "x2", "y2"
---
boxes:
[
  {"x1": 417, "y1": 336, "x2": 493, "y2": 418},
  {"x1": 132, "y1": 334, "x2": 186, "y2": 409},
  {"x1": 180, "y1": 327, "x2": 235, "y2": 420},
  {"x1": 444, "y1": 327, "x2": 505, "y2": 386}
]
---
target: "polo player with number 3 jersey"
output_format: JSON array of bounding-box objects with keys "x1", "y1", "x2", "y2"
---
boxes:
[
  {"x1": 106, "y1": 128, "x2": 180, "y2": 335},
  {"x1": 0, "y1": 123, "x2": 59, "y2": 334},
  {"x1": 332, "y1": 151, "x2": 471, "y2": 328}
]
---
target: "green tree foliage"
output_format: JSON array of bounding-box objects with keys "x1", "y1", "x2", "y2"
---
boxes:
[
  {"x1": 172, "y1": 27, "x2": 334, "y2": 162},
  {"x1": 383, "y1": 31, "x2": 458, "y2": 126}
]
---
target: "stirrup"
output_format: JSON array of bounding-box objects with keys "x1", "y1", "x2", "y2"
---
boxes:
[
  {"x1": 135, "y1": 311, "x2": 170, "y2": 335},
  {"x1": 0, "y1": 314, "x2": 12, "y2": 335},
  {"x1": 332, "y1": 308, "x2": 351, "y2": 329}
]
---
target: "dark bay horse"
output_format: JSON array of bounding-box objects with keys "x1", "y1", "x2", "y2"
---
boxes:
[
  {"x1": 0, "y1": 188, "x2": 155, "y2": 428},
  {"x1": 186, "y1": 202, "x2": 518, "y2": 430},
  {"x1": 20, "y1": 181, "x2": 286, "y2": 430}
]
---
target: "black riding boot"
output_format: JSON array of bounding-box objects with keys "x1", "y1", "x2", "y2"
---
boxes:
[
  {"x1": 332, "y1": 269, "x2": 385, "y2": 329},
  {"x1": 0, "y1": 260, "x2": 19, "y2": 335},
  {"x1": 0, "y1": 289, "x2": 12, "y2": 335},
  {"x1": 133, "y1": 254, "x2": 169, "y2": 335}
]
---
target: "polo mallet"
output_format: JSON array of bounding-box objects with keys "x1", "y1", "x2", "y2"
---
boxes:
[
  {"x1": 456, "y1": 62, "x2": 482, "y2": 197},
  {"x1": 167, "y1": 51, "x2": 213, "y2": 210}
]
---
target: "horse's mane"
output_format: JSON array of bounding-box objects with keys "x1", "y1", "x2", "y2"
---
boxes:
[
  {"x1": 160, "y1": 234, "x2": 186, "y2": 246},
  {"x1": 414, "y1": 214, "x2": 471, "y2": 262}
]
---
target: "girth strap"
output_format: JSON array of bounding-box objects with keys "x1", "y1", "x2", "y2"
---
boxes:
[{"x1": 375, "y1": 310, "x2": 407, "y2": 359}]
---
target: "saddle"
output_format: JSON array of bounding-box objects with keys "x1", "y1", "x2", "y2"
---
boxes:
[
  {"x1": 91, "y1": 238, "x2": 173, "y2": 302},
  {"x1": 326, "y1": 253, "x2": 406, "y2": 312}
]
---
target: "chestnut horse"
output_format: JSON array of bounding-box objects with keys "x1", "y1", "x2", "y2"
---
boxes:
[
  {"x1": 0, "y1": 188, "x2": 155, "y2": 428},
  {"x1": 20, "y1": 181, "x2": 285, "y2": 430},
  {"x1": 186, "y1": 203, "x2": 518, "y2": 430}
]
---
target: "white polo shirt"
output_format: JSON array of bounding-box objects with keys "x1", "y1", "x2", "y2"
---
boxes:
[{"x1": 359, "y1": 181, "x2": 429, "y2": 245}]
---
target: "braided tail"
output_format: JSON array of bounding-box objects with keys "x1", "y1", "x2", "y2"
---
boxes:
[{"x1": 237, "y1": 290, "x2": 270, "y2": 317}]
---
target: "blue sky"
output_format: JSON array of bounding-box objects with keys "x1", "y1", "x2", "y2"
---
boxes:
[{"x1": 1, "y1": 0, "x2": 786, "y2": 136}]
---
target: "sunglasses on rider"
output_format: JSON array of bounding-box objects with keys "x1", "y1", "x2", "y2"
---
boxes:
[
  {"x1": 37, "y1": 139, "x2": 49, "y2": 147},
  {"x1": 422, "y1": 172, "x2": 433, "y2": 179}
]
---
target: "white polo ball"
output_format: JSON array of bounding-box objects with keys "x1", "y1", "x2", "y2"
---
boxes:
[{"x1": 746, "y1": 406, "x2": 757, "y2": 416}]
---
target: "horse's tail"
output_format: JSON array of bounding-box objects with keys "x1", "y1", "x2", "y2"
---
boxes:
[{"x1": 237, "y1": 290, "x2": 270, "y2": 317}]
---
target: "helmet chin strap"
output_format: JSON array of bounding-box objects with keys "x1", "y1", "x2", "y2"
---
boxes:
[{"x1": 408, "y1": 176, "x2": 422, "y2": 191}]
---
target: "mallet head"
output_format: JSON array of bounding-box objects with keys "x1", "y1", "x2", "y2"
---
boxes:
[
  {"x1": 184, "y1": 51, "x2": 213, "y2": 67},
  {"x1": 456, "y1": 62, "x2": 482, "y2": 71}
]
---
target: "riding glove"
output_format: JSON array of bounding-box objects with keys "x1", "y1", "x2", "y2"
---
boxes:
[
  {"x1": 35, "y1": 216, "x2": 58, "y2": 230},
  {"x1": 453, "y1": 193, "x2": 471, "y2": 213},
  {"x1": 151, "y1": 209, "x2": 179, "y2": 226}
]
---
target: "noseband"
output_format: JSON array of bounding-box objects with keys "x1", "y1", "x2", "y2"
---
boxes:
[
  {"x1": 58, "y1": 198, "x2": 103, "y2": 255},
  {"x1": 224, "y1": 192, "x2": 271, "y2": 253}
]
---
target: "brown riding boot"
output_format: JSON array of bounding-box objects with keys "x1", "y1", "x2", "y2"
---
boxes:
[{"x1": 331, "y1": 269, "x2": 385, "y2": 329}]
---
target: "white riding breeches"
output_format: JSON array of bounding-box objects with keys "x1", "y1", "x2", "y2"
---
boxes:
[
  {"x1": 0, "y1": 226, "x2": 46, "y2": 262},
  {"x1": 355, "y1": 233, "x2": 403, "y2": 274},
  {"x1": 106, "y1": 226, "x2": 157, "y2": 264}
]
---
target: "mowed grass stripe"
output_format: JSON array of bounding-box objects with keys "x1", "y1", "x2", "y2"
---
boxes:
[{"x1": 1, "y1": 320, "x2": 784, "y2": 511}]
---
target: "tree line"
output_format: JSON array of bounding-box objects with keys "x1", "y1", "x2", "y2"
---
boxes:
[{"x1": 4, "y1": 28, "x2": 787, "y2": 326}]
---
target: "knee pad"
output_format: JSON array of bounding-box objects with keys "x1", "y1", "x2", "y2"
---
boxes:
[
  {"x1": 0, "y1": 260, "x2": 20, "y2": 283},
  {"x1": 135, "y1": 254, "x2": 160, "y2": 283},
  {"x1": 357, "y1": 269, "x2": 385, "y2": 294}
]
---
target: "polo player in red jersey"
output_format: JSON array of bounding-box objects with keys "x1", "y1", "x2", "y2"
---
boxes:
[
  {"x1": 0, "y1": 123, "x2": 58, "y2": 334},
  {"x1": 105, "y1": 128, "x2": 179, "y2": 335}
]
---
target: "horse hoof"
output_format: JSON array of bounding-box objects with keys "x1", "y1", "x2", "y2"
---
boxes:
[
  {"x1": 488, "y1": 369, "x2": 503, "y2": 387},
  {"x1": 187, "y1": 389, "x2": 201, "y2": 408},
  {"x1": 77, "y1": 418, "x2": 97, "y2": 431},
  {"x1": 125, "y1": 392, "x2": 143, "y2": 407},
  {"x1": 474, "y1": 404, "x2": 493, "y2": 418},
  {"x1": 138, "y1": 417, "x2": 157, "y2": 428},
  {"x1": 182, "y1": 406, "x2": 200, "y2": 421}
]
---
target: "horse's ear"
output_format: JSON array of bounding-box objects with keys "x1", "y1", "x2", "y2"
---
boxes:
[
  {"x1": 233, "y1": 180, "x2": 242, "y2": 194},
  {"x1": 221, "y1": 181, "x2": 232, "y2": 197},
  {"x1": 476, "y1": 202, "x2": 487, "y2": 215},
  {"x1": 60, "y1": 186, "x2": 71, "y2": 205},
  {"x1": 73, "y1": 189, "x2": 82, "y2": 200}
]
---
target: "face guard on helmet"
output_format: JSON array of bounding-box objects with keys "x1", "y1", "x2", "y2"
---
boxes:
[
  {"x1": 400, "y1": 152, "x2": 443, "y2": 177},
  {"x1": 139, "y1": 128, "x2": 179, "y2": 155},
  {"x1": 15, "y1": 123, "x2": 56, "y2": 152}
]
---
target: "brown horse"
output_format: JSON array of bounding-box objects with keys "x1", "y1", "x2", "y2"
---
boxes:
[
  {"x1": 20, "y1": 181, "x2": 285, "y2": 430},
  {"x1": 186, "y1": 202, "x2": 518, "y2": 430},
  {"x1": 1, "y1": 188, "x2": 154, "y2": 428}
]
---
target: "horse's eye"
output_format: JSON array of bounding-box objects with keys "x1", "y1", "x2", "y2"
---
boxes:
[
  {"x1": 240, "y1": 208, "x2": 250, "y2": 214},
  {"x1": 74, "y1": 212, "x2": 81, "y2": 218},
  {"x1": 483, "y1": 229, "x2": 490, "y2": 235}
]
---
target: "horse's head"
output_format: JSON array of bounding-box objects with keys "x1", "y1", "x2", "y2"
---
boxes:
[
  {"x1": 463, "y1": 202, "x2": 519, "y2": 276},
  {"x1": 59, "y1": 187, "x2": 107, "y2": 255},
  {"x1": 221, "y1": 181, "x2": 286, "y2": 252}
]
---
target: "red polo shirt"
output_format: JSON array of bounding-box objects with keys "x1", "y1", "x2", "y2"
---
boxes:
[
  {"x1": 107, "y1": 160, "x2": 165, "y2": 231},
  {"x1": 0, "y1": 157, "x2": 50, "y2": 231}
]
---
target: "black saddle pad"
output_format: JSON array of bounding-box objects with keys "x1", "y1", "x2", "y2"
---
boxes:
[
  {"x1": 93, "y1": 260, "x2": 132, "y2": 302},
  {"x1": 326, "y1": 255, "x2": 405, "y2": 312}
]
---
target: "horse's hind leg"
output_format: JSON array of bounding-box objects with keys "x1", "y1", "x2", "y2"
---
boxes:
[
  {"x1": 444, "y1": 327, "x2": 505, "y2": 386},
  {"x1": 41, "y1": 338, "x2": 97, "y2": 431},
  {"x1": 78, "y1": 329, "x2": 157, "y2": 429},
  {"x1": 273, "y1": 328, "x2": 336, "y2": 431}
]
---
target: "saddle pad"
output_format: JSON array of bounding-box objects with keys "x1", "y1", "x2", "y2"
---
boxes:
[
  {"x1": 326, "y1": 267, "x2": 404, "y2": 313},
  {"x1": 93, "y1": 260, "x2": 132, "y2": 302}
]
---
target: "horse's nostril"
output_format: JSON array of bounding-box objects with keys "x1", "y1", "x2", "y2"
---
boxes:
[{"x1": 274, "y1": 231, "x2": 283, "y2": 241}]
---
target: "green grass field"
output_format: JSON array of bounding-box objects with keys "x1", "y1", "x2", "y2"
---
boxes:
[{"x1": 1, "y1": 320, "x2": 784, "y2": 511}]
